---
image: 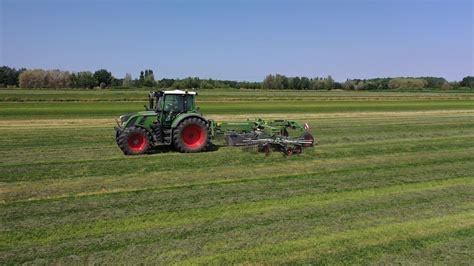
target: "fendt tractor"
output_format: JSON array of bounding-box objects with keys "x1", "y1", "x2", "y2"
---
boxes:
[{"x1": 115, "y1": 90, "x2": 314, "y2": 156}]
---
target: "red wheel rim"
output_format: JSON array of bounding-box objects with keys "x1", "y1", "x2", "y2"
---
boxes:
[
  {"x1": 182, "y1": 125, "x2": 204, "y2": 148},
  {"x1": 127, "y1": 133, "x2": 146, "y2": 151}
]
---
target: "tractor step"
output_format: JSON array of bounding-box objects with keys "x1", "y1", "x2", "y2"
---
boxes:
[{"x1": 162, "y1": 128, "x2": 172, "y2": 144}]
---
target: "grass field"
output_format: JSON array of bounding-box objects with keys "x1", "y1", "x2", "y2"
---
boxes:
[{"x1": 0, "y1": 89, "x2": 473, "y2": 264}]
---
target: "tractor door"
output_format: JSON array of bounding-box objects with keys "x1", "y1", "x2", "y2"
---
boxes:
[{"x1": 160, "y1": 94, "x2": 183, "y2": 126}]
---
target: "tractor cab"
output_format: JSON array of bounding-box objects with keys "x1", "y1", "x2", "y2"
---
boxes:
[
  {"x1": 161, "y1": 90, "x2": 197, "y2": 114},
  {"x1": 154, "y1": 90, "x2": 198, "y2": 126},
  {"x1": 147, "y1": 90, "x2": 197, "y2": 114}
]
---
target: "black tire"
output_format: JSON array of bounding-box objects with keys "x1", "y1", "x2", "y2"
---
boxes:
[
  {"x1": 117, "y1": 127, "x2": 151, "y2": 155},
  {"x1": 258, "y1": 143, "x2": 271, "y2": 156},
  {"x1": 293, "y1": 145, "x2": 303, "y2": 154},
  {"x1": 115, "y1": 129, "x2": 122, "y2": 144},
  {"x1": 173, "y1": 118, "x2": 210, "y2": 153}
]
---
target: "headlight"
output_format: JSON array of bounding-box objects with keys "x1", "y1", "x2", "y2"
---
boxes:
[{"x1": 119, "y1": 113, "x2": 134, "y2": 123}]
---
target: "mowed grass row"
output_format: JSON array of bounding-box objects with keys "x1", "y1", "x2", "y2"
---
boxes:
[{"x1": 0, "y1": 90, "x2": 473, "y2": 264}]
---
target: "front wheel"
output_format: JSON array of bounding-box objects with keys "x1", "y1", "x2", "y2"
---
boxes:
[
  {"x1": 117, "y1": 127, "x2": 151, "y2": 155},
  {"x1": 173, "y1": 118, "x2": 210, "y2": 153}
]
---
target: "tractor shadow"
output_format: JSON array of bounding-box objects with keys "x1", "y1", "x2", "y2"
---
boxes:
[{"x1": 146, "y1": 143, "x2": 221, "y2": 154}]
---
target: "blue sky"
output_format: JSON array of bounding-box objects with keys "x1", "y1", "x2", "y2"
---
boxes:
[{"x1": 1, "y1": 0, "x2": 472, "y2": 81}]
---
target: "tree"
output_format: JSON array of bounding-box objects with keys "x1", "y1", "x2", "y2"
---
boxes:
[
  {"x1": 342, "y1": 79, "x2": 355, "y2": 90},
  {"x1": 172, "y1": 77, "x2": 200, "y2": 89},
  {"x1": 157, "y1": 78, "x2": 176, "y2": 88},
  {"x1": 300, "y1": 77, "x2": 310, "y2": 90},
  {"x1": 272, "y1": 74, "x2": 288, "y2": 90},
  {"x1": 80, "y1": 71, "x2": 96, "y2": 89},
  {"x1": 200, "y1": 79, "x2": 214, "y2": 89},
  {"x1": 144, "y1": 69, "x2": 155, "y2": 87},
  {"x1": 93, "y1": 69, "x2": 113, "y2": 88},
  {"x1": 440, "y1": 81, "x2": 452, "y2": 90},
  {"x1": 419, "y1": 77, "x2": 447, "y2": 88},
  {"x1": 72, "y1": 71, "x2": 96, "y2": 89},
  {"x1": 136, "y1": 69, "x2": 156, "y2": 87},
  {"x1": 240, "y1": 81, "x2": 260, "y2": 89},
  {"x1": 0, "y1": 66, "x2": 24, "y2": 87},
  {"x1": 111, "y1": 78, "x2": 123, "y2": 87},
  {"x1": 388, "y1": 78, "x2": 427, "y2": 89},
  {"x1": 326, "y1": 75, "x2": 335, "y2": 90},
  {"x1": 123, "y1": 73, "x2": 132, "y2": 87},
  {"x1": 138, "y1": 71, "x2": 145, "y2": 87},
  {"x1": 460, "y1": 76, "x2": 474, "y2": 88},
  {"x1": 46, "y1": 70, "x2": 71, "y2": 88},
  {"x1": 19, "y1": 69, "x2": 71, "y2": 88},
  {"x1": 171, "y1": 79, "x2": 185, "y2": 89},
  {"x1": 288, "y1": 77, "x2": 301, "y2": 90},
  {"x1": 19, "y1": 70, "x2": 41, "y2": 88},
  {"x1": 262, "y1": 74, "x2": 275, "y2": 89}
]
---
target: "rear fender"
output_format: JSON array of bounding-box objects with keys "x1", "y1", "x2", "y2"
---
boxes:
[{"x1": 171, "y1": 113, "x2": 208, "y2": 129}]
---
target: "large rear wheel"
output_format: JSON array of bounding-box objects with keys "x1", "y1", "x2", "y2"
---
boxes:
[
  {"x1": 117, "y1": 127, "x2": 151, "y2": 155},
  {"x1": 173, "y1": 118, "x2": 210, "y2": 153}
]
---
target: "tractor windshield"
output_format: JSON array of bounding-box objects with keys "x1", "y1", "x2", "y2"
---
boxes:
[{"x1": 163, "y1": 94, "x2": 194, "y2": 113}]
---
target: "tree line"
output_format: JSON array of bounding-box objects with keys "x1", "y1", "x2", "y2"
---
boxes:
[
  {"x1": 0, "y1": 66, "x2": 473, "y2": 90},
  {"x1": 262, "y1": 75, "x2": 474, "y2": 90}
]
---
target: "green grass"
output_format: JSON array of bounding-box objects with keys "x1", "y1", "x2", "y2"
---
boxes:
[{"x1": 0, "y1": 89, "x2": 473, "y2": 264}]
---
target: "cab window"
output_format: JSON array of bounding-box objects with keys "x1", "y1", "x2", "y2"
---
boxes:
[
  {"x1": 185, "y1": 94, "x2": 194, "y2": 110},
  {"x1": 163, "y1": 95, "x2": 181, "y2": 112},
  {"x1": 163, "y1": 94, "x2": 194, "y2": 112}
]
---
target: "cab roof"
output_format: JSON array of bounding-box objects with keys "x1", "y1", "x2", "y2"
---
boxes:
[{"x1": 163, "y1": 90, "x2": 197, "y2": 95}]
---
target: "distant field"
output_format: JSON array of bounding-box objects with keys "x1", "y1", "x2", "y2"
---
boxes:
[
  {"x1": 0, "y1": 89, "x2": 473, "y2": 119},
  {"x1": 0, "y1": 89, "x2": 473, "y2": 264}
]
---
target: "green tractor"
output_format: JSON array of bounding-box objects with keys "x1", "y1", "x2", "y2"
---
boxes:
[{"x1": 115, "y1": 90, "x2": 314, "y2": 155}]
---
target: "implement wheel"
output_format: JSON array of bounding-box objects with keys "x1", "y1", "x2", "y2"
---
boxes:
[
  {"x1": 173, "y1": 118, "x2": 209, "y2": 153},
  {"x1": 117, "y1": 127, "x2": 150, "y2": 155},
  {"x1": 300, "y1": 132, "x2": 315, "y2": 147}
]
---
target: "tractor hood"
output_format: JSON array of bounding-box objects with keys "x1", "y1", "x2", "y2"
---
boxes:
[
  {"x1": 119, "y1": 111, "x2": 156, "y2": 121},
  {"x1": 135, "y1": 111, "x2": 158, "y2": 118},
  {"x1": 118, "y1": 112, "x2": 135, "y2": 124},
  {"x1": 117, "y1": 111, "x2": 157, "y2": 128}
]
